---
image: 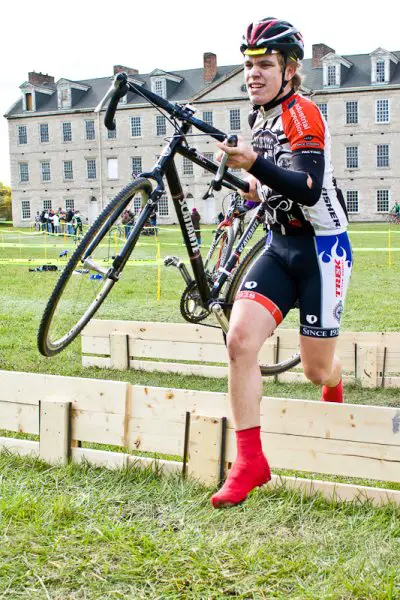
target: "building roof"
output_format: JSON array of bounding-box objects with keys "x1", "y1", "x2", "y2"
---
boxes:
[{"x1": 5, "y1": 49, "x2": 400, "y2": 119}]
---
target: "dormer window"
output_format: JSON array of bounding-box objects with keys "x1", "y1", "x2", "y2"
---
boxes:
[
  {"x1": 56, "y1": 79, "x2": 90, "y2": 110},
  {"x1": 370, "y1": 48, "x2": 399, "y2": 84},
  {"x1": 322, "y1": 53, "x2": 352, "y2": 88},
  {"x1": 151, "y1": 78, "x2": 166, "y2": 98}
]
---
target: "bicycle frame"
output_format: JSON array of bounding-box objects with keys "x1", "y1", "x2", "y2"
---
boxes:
[{"x1": 94, "y1": 75, "x2": 266, "y2": 326}]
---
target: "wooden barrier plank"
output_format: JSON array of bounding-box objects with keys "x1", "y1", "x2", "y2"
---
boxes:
[
  {"x1": 39, "y1": 399, "x2": 71, "y2": 465},
  {"x1": 187, "y1": 415, "x2": 224, "y2": 485},
  {"x1": 0, "y1": 436, "x2": 39, "y2": 456},
  {"x1": 0, "y1": 401, "x2": 39, "y2": 434},
  {"x1": 71, "y1": 447, "x2": 182, "y2": 474},
  {"x1": 0, "y1": 370, "x2": 129, "y2": 414}
]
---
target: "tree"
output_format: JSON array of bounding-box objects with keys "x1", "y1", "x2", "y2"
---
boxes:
[{"x1": 0, "y1": 182, "x2": 12, "y2": 220}]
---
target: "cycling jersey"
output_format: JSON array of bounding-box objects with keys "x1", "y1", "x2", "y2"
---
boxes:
[{"x1": 248, "y1": 92, "x2": 348, "y2": 236}]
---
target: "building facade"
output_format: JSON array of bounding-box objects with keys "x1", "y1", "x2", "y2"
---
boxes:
[{"x1": 5, "y1": 46, "x2": 400, "y2": 226}]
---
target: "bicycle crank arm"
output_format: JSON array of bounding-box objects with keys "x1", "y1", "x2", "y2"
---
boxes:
[
  {"x1": 209, "y1": 302, "x2": 229, "y2": 333},
  {"x1": 164, "y1": 256, "x2": 193, "y2": 286}
]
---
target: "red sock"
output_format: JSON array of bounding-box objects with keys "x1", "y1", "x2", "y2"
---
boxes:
[
  {"x1": 322, "y1": 379, "x2": 343, "y2": 403},
  {"x1": 210, "y1": 426, "x2": 271, "y2": 508}
]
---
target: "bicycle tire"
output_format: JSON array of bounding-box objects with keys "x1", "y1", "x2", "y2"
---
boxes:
[
  {"x1": 38, "y1": 178, "x2": 153, "y2": 357},
  {"x1": 224, "y1": 236, "x2": 301, "y2": 376}
]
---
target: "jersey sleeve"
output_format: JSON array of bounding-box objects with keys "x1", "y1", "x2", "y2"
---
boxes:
[{"x1": 282, "y1": 97, "x2": 325, "y2": 152}]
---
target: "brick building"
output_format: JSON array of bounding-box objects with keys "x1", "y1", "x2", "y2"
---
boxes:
[{"x1": 4, "y1": 45, "x2": 400, "y2": 226}]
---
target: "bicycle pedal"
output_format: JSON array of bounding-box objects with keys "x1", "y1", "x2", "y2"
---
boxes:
[{"x1": 164, "y1": 256, "x2": 180, "y2": 267}]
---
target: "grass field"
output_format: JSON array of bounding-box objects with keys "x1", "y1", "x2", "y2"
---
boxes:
[{"x1": 1, "y1": 222, "x2": 400, "y2": 598}]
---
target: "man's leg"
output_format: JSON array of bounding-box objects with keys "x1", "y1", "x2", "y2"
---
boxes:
[
  {"x1": 300, "y1": 336, "x2": 343, "y2": 403},
  {"x1": 211, "y1": 299, "x2": 276, "y2": 508}
]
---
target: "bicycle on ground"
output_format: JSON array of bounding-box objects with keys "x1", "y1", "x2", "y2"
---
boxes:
[{"x1": 37, "y1": 72, "x2": 301, "y2": 375}]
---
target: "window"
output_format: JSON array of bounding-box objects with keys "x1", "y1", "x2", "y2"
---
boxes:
[
  {"x1": 346, "y1": 146, "x2": 359, "y2": 169},
  {"x1": 377, "y1": 189, "x2": 390, "y2": 212},
  {"x1": 63, "y1": 160, "x2": 73, "y2": 180},
  {"x1": 376, "y1": 99, "x2": 389, "y2": 123},
  {"x1": 130, "y1": 116, "x2": 142, "y2": 137},
  {"x1": 377, "y1": 144, "x2": 389, "y2": 168},
  {"x1": 131, "y1": 157, "x2": 142, "y2": 176},
  {"x1": 85, "y1": 120, "x2": 96, "y2": 141},
  {"x1": 376, "y1": 60, "x2": 385, "y2": 83},
  {"x1": 62, "y1": 122, "x2": 72, "y2": 142},
  {"x1": 203, "y1": 111, "x2": 213, "y2": 126},
  {"x1": 43, "y1": 199, "x2": 52, "y2": 211},
  {"x1": 21, "y1": 200, "x2": 31, "y2": 220},
  {"x1": 19, "y1": 162, "x2": 29, "y2": 183},
  {"x1": 327, "y1": 65, "x2": 336, "y2": 86},
  {"x1": 133, "y1": 195, "x2": 142, "y2": 214},
  {"x1": 203, "y1": 152, "x2": 214, "y2": 174},
  {"x1": 152, "y1": 79, "x2": 166, "y2": 98},
  {"x1": 40, "y1": 161, "x2": 51, "y2": 182},
  {"x1": 25, "y1": 93, "x2": 33, "y2": 111},
  {"x1": 86, "y1": 159, "x2": 97, "y2": 179},
  {"x1": 346, "y1": 191, "x2": 359, "y2": 213},
  {"x1": 229, "y1": 109, "x2": 241, "y2": 131},
  {"x1": 107, "y1": 158, "x2": 118, "y2": 179},
  {"x1": 107, "y1": 125, "x2": 117, "y2": 139},
  {"x1": 18, "y1": 125, "x2": 27, "y2": 145},
  {"x1": 317, "y1": 103, "x2": 328, "y2": 121},
  {"x1": 65, "y1": 198, "x2": 75, "y2": 211},
  {"x1": 159, "y1": 193, "x2": 169, "y2": 216},
  {"x1": 40, "y1": 123, "x2": 49, "y2": 143},
  {"x1": 183, "y1": 157, "x2": 193, "y2": 175},
  {"x1": 156, "y1": 115, "x2": 166, "y2": 136},
  {"x1": 346, "y1": 101, "x2": 358, "y2": 124}
]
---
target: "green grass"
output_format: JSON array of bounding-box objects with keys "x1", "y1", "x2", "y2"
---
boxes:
[{"x1": 1, "y1": 223, "x2": 400, "y2": 598}]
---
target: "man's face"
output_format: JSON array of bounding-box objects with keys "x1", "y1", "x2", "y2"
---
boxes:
[{"x1": 244, "y1": 53, "x2": 285, "y2": 105}]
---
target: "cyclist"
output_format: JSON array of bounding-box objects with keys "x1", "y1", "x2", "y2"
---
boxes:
[{"x1": 211, "y1": 17, "x2": 352, "y2": 508}]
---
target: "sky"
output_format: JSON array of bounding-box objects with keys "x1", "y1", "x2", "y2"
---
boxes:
[{"x1": 1, "y1": 0, "x2": 399, "y2": 186}]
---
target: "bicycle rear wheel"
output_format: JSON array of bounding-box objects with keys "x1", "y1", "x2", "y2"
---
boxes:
[
  {"x1": 38, "y1": 178, "x2": 152, "y2": 357},
  {"x1": 224, "y1": 236, "x2": 301, "y2": 376}
]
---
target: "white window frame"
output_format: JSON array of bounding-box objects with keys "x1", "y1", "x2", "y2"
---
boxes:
[
  {"x1": 42, "y1": 199, "x2": 52, "y2": 211},
  {"x1": 18, "y1": 125, "x2": 27, "y2": 145},
  {"x1": 376, "y1": 60, "x2": 385, "y2": 83},
  {"x1": 203, "y1": 111, "x2": 213, "y2": 126},
  {"x1": 39, "y1": 123, "x2": 49, "y2": 143},
  {"x1": 345, "y1": 101, "x2": 358, "y2": 125},
  {"x1": 158, "y1": 193, "x2": 169, "y2": 216},
  {"x1": 376, "y1": 99, "x2": 390, "y2": 123},
  {"x1": 229, "y1": 109, "x2": 241, "y2": 131},
  {"x1": 85, "y1": 119, "x2": 96, "y2": 141},
  {"x1": 376, "y1": 189, "x2": 390, "y2": 213},
  {"x1": 133, "y1": 195, "x2": 142, "y2": 214},
  {"x1": 151, "y1": 78, "x2": 166, "y2": 99},
  {"x1": 21, "y1": 200, "x2": 31, "y2": 220},
  {"x1": 62, "y1": 122, "x2": 72, "y2": 142},
  {"x1": 131, "y1": 157, "x2": 142, "y2": 177},
  {"x1": 156, "y1": 115, "x2": 166, "y2": 137},
  {"x1": 183, "y1": 156, "x2": 193, "y2": 176},
  {"x1": 327, "y1": 65, "x2": 336, "y2": 86},
  {"x1": 203, "y1": 152, "x2": 214, "y2": 174},
  {"x1": 316, "y1": 103, "x2": 328, "y2": 121},
  {"x1": 376, "y1": 144, "x2": 389, "y2": 168},
  {"x1": 40, "y1": 161, "x2": 51, "y2": 182},
  {"x1": 107, "y1": 123, "x2": 117, "y2": 139},
  {"x1": 346, "y1": 190, "x2": 359, "y2": 214},
  {"x1": 19, "y1": 162, "x2": 29, "y2": 183},
  {"x1": 63, "y1": 160, "x2": 73, "y2": 180},
  {"x1": 107, "y1": 157, "x2": 118, "y2": 180},
  {"x1": 346, "y1": 146, "x2": 359, "y2": 170},
  {"x1": 130, "y1": 116, "x2": 142, "y2": 137},
  {"x1": 65, "y1": 198, "x2": 75, "y2": 211},
  {"x1": 86, "y1": 158, "x2": 97, "y2": 180}
]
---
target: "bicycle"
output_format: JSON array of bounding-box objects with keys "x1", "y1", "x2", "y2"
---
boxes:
[{"x1": 37, "y1": 72, "x2": 301, "y2": 376}]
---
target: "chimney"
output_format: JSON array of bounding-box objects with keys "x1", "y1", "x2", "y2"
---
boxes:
[
  {"x1": 113, "y1": 65, "x2": 139, "y2": 76},
  {"x1": 312, "y1": 44, "x2": 335, "y2": 68},
  {"x1": 28, "y1": 72, "x2": 55, "y2": 86},
  {"x1": 203, "y1": 52, "x2": 217, "y2": 83}
]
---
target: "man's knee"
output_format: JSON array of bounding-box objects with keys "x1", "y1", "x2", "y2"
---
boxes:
[
  {"x1": 227, "y1": 326, "x2": 257, "y2": 362},
  {"x1": 303, "y1": 364, "x2": 331, "y2": 386}
]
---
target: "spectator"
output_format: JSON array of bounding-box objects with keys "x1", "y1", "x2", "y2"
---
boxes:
[
  {"x1": 66, "y1": 208, "x2": 74, "y2": 235},
  {"x1": 121, "y1": 209, "x2": 135, "y2": 238},
  {"x1": 34, "y1": 211, "x2": 41, "y2": 231},
  {"x1": 191, "y1": 208, "x2": 201, "y2": 245},
  {"x1": 52, "y1": 212, "x2": 60, "y2": 234},
  {"x1": 72, "y1": 210, "x2": 83, "y2": 236},
  {"x1": 40, "y1": 210, "x2": 47, "y2": 231}
]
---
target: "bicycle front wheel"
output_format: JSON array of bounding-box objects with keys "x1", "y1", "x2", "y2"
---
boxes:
[
  {"x1": 224, "y1": 236, "x2": 301, "y2": 376},
  {"x1": 38, "y1": 178, "x2": 152, "y2": 357}
]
